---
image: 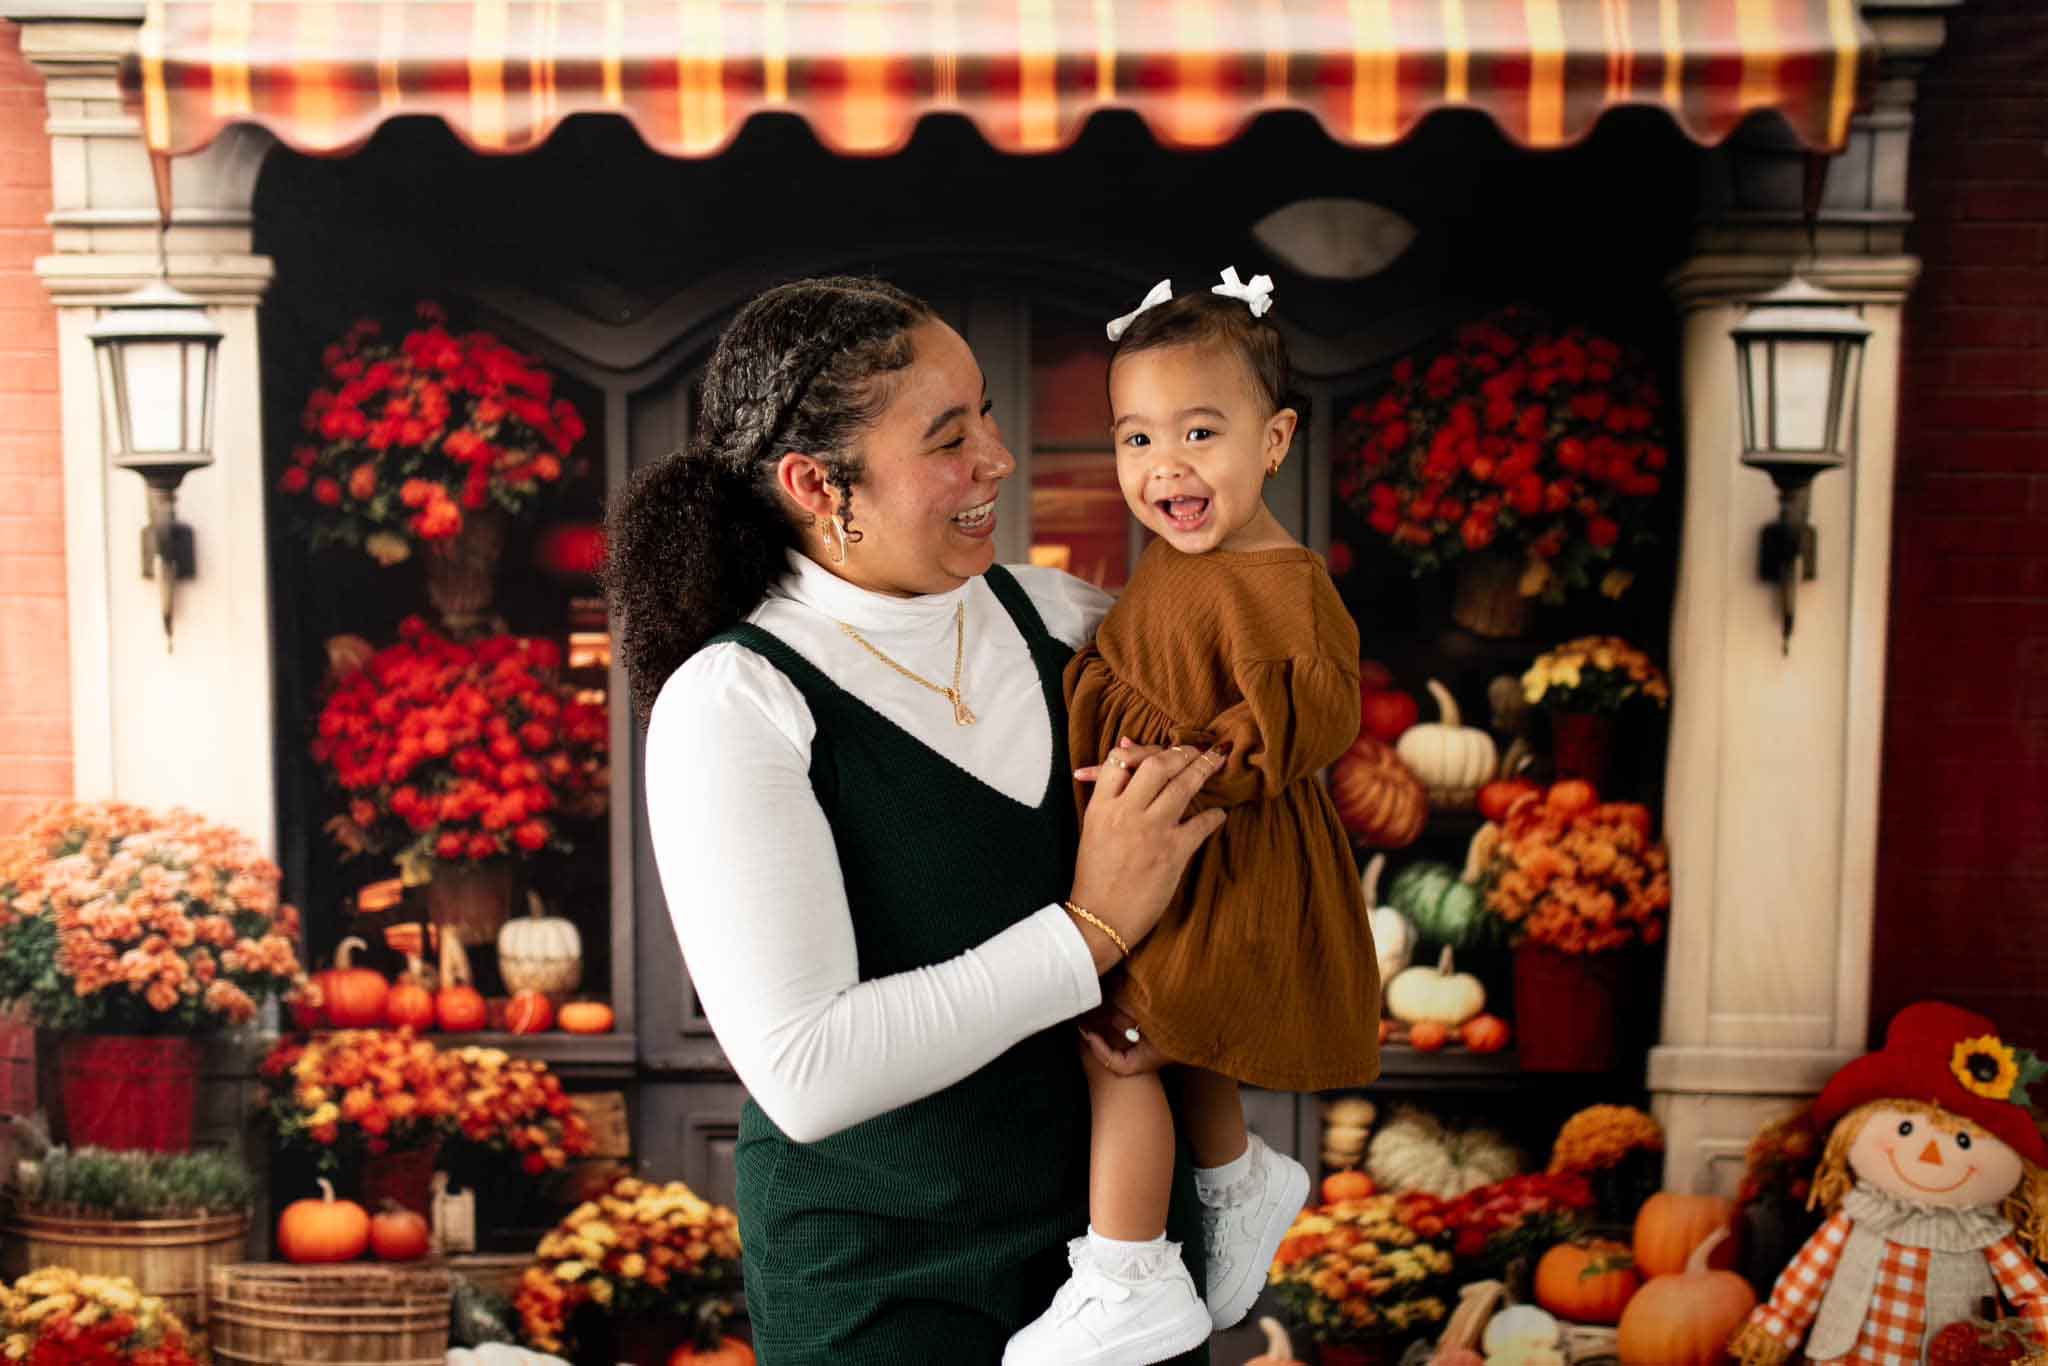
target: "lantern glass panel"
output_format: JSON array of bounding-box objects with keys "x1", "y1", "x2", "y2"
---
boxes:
[
  {"x1": 122, "y1": 339, "x2": 188, "y2": 454},
  {"x1": 183, "y1": 339, "x2": 214, "y2": 452},
  {"x1": 1830, "y1": 342, "x2": 1863, "y2": 456},
  {"x1": 94, "y1": 344, "x2": 128, "y2": 459},
  {"x1": 1769, "y1": 338, "x2": 1837, "y2": 452},
  {"x1": 1736, "y1": 337, "x2": 1767, "y2": 454}
]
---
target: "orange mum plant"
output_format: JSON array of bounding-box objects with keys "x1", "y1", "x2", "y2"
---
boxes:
[
  {"x1": 0, "y1": 1267, "x2": 200, "y2": 1366},
  {"x1": 0, "y1": 801, "x2": 305, "y2": 1035},
  {"x1": 1267, "y1": 1192, "x2": 1457, "y2": 1348},
  {"x1": 1481, "y1": 782, "x2": 1671, "y2": 954}
]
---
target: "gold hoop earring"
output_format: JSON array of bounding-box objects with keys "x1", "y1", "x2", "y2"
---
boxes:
[
  {"x1": 822, "y1": 513, "x2": 849, "y2": 565},
  {"x1": 1265, "y1": 464, "x2": 1281, "y2": 481}
]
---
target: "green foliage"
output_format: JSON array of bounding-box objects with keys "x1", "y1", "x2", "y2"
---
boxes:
[{"x1": 17, "y1": 1146, "x2": 257, "y2": 1218}]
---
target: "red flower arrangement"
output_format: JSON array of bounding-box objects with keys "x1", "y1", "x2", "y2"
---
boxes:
[
  {"x1": 1441, "y1": 1171, "x2": 1595, "y2": 1269},
  {"x1": 1482, "y1": 783, "x2": 1672, "y2": 954},
  {"x1": 1334, "y1": 306, "x2": 1671, "y2": 602},
  {"x1": 311, "y1": 618, "x2": 608, "y2": 881},
  {"x1": 279, "y1": 302, "x2": 588, "y2": 565},
  {"x1": 0, "y1": 1268, "x2": 199, "y2": 1366}
]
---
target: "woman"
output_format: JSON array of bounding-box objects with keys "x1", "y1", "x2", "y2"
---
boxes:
[{"x1": 608, "y1": 275, "x2": 1227, "y2": 1365}]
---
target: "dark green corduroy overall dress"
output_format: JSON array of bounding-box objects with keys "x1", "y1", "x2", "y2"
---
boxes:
[{"x1": 711, "y1": 567, "x2": 1207, "y2": 1366}]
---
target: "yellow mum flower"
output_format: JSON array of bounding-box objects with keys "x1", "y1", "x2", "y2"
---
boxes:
[
  {"x1": 553, "y1": 1260, "x2": 586, "y2": 1282},
  {"x1": 1952, "y1": 1036, "x2": 2019, "y2": 1101},
  {"x1": 617, "y1": 1253, "x2": 647, "y2": 1280}
]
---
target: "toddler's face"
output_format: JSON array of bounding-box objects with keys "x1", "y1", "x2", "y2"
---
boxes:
[{"x1": 1108, "y1": 341, "x2": 1296, "y2": 556}]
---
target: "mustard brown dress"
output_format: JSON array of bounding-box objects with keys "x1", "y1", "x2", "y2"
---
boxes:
[{"x1": 1064, "y1": 540, "x2": 1382, "y2": 1092}]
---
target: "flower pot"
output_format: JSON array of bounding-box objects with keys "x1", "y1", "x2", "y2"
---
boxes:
[
  {"x1": 1549, "y1": 710, "x2": 1615, "y2": 787},
  {"x1": 425, "y1": 859, "x2": 520, "y2": 948},
  {"x1": 423, "y1": 508, "x2": 507, "y2": 636},
  {"x1": 5, "y1": 1209, "x2": 248, "y2": 1332},
  {"x1": 1450, "y1": 551, "x2": 1534, "y2": 639},
  {"x1": 1317, "y1": 1341, "x2": 1399, "y2": 1366},
  {"x1": 57, "y1": 1035, "x2": 200, "y2": 1151},
  {"x1": 1512, "y1": 944, "x2": 1633, "y2": 1072},
  {"x1": 360, "y1": 1142, "x2": 440, "y2": 1216}
]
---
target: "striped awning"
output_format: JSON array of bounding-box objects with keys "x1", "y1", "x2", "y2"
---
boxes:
[{"x1": 124, "y1": 0, "x2": 1870, "y2": 165}]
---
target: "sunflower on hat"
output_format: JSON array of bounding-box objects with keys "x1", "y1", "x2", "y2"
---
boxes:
[{"x1": 1951, "y1": 1033, "x2": 2048, "y2": 1109}]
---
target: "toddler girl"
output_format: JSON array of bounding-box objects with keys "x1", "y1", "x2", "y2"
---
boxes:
[{"x1": 1004, "y1": 272, "x2": 1383, "y2": 1366}]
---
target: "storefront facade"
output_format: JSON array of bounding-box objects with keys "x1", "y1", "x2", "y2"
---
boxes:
[{"x1": 0, "y1": 0, "x2": 2019, "y2": 1226}]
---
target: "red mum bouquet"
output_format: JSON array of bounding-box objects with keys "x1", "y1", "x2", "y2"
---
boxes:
[
  {"x1": 279, "y1": 302, "x2": 588, "y2": 565},
  {"x1": 1441, "y1": 1172, "x2": 1594, "y2": 1272},
  {"x1": 445, "y1": 1043, "x2": 595, "y2": 1175},
  {"x1": 0, "y1": 1267, "x2": 200, "y2": 1366},
  {"x1": 1334, "y1": 306, "x2": 1671, "y2": 602},
  {"x1": 261, "y1": 1028, "x2": 462, "y2": 1170},
  {"x1": 311, "y1": 618, "x2": 608, "y2": 881}
]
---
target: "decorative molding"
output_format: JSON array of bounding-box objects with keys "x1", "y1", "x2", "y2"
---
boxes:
[{"x1": 1649, "y1": 1045, "x2": 1860, "y2": 1096}]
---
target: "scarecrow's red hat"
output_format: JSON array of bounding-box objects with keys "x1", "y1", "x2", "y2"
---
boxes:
[{"x1": 1815, "y1": 1002, "x2": 2048, "y2": 1168}]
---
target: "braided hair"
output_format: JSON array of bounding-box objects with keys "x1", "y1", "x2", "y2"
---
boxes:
[{"x1": 604, "y1": 275, "x2": 936, "y2": 725}]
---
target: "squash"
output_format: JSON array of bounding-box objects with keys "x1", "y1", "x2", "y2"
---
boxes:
[
  {"x1": 1482, "y1": 1304, "x2": 1563, "y2": 1356},
  {"x1": 1617, "y1": 1228, "x2": 1756, "y2": 1366},
  {"x1": 435, "y1": 933, "x2": 487, "y2": 1033},
  {"x1": 1632, "y1": 1192, "x2": 1737, "y2": 1279},
  {"x1": 1388, "y1": 825, "x2": 1502, "y2": 951},
  {"x1": 320, "y1": 936, "x2": 389, "y2": 1029},
  {"x1": 535, "y1": 521, "x2": 606, "y2": 578},
  {"x1": 1328, "y1": 736, "x2": 1427, "y2": 849},
  {"x1": 1361, "y1": 686, "x2": 1420, "y2": 744},
  {"x1": 1437, "y1": 1279, "x2": 1505, "y2": 1352},
  {"x1": 368, "y1": 1202, "x2": 431, "y2": 1261},
  {"x1": 505, "y1": 989, "x2": 555, "y2": 1034},
  {"x1": 1320, "y1": 1169, "x2": 1375, "y2": 1203},
  {"x1": 1408, "y1": 1019, "x2": 1450, "y2": 1051},
  {"x1": 1488, "y1": 672, "x2": 1532, "y2": 736},
  {"x1": 384, "y1": 955, "x2": 437, "y2": 1032},
  {"x1": 1458, "y1": 1013, "x2": 1511, "y2": 1053},
  {"x1": 1431, "y1": 1351, "x2": 1485, "y2": 1366},
  {"x1": 497, "y1": 891, "x2": 583, "y2": 1000},
  {"x1": 1361, "y1": 853, "x2": 1416, "y2": 987},
  {"x1": 1245, "y1": 1316, "x2": 1305, "y2": 1366},
  {"x1": 558, "y1": 1000, "x2": 615, "y2": 1034},
  {"x1": 1396, "y1": 680, "x2": 1499, "y2": 809},
  {"x1": 666, "y1": 1341, "x2": 755, "y2": 1366},
  {"x1": 277, "y1": 1178, "x2": 370, "y2": 1264},
  {"x1": 1319, "y1": 1096, "x2": 1376, "y2": 1171},
  {"x1": 1385, "y1": 946, "x2": 1485, "y2": 1027},
  {"x1": 1478, "y1": 775, "x2": 1541, "y2": 822},
  {"x1": 1366, "y1": 1105, "x2": 1519, "y2": 1199},
  {"x1": 1535, "y1": 1240, "x2": 1640, "y2": 1325}
]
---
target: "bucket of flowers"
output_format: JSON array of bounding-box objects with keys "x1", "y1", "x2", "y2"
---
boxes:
[
  {"x1": 279, "y1": 301, "x2": 590, "y2": 631},
  {"x1": 1267, "y1": 1191, "x2": 1457, "y2": 1365},
  {"x1": 312, "y1": 616, "x2": 609, "y2": 946},
  {"x1": 0, "y1": 1266, "x2": 201, "y2": 1366},
  {"x1": 1547, "y1": 1105, "x2": 1668, "y2": 1229},
  {"x1": 1332, "y1": 305, "x2": 1671, "y2": 636},
  {"x1": 0, "y1": 801, "x2": 306, "y2": 1152},
  {"x1": 513, "y1": 1177, "x2": 746, "y2": 1365},
  {"x1": 261, "y1": 1028, "x2": 462, "y2": 1212},
  {"x1": 1520, "y1": 635, "x2": 1670, "y2": 791},
  {"x1": 440, "y1": 1043, "x2": 595, "y2": 1244},
  {"x1": 1441, "y1": 1171, "x2": 1596, "y2": 1294}
]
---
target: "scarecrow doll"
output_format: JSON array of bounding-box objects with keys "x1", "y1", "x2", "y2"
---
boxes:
[{"x1": 1730, "y1": 1001, "x2": 2048, "y2": 1366}]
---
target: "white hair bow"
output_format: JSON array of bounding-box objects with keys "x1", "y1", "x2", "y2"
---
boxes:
[
  {"x1": 1212, "y1": 267, "x2": 1275, "y2": 317},
  {"x1": 1105, "y1": 279, "x2": 1172, "y2": 342}
]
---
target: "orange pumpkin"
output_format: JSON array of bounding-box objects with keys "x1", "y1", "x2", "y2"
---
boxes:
[
  {"x1": 1534, "y1": 1239, "x2": 1640, "y2": 1325},
  {"x1": 1320, "y1": 1170, "x2": 1374, "y2": 1203},
  {"x1": 1545, "y1": 779, "x2": 1599, "y2": 816},
  {"x1": 1244, "y1": 1316, "x2": 1306, "y2": 1366},
  {"x1": 558, "y1": 1000, "x2": 615, "y2": 1034},
  {"x1": 320, "y1": 936, "x2": 389, "y2": 1029},
  {"x1": 368, "y1": 1202, "x2": 431, "y2": 1261},
  {"x1": 666, "y1": 1339, "x2": 755, "y2": 1365},
  {"x1": 1616, "y1": 1228, "x2": 1756, "y2": 1366},
  {"x1": 1327, "y1": 736, "x2": 1428, "y2": 848},
  {"x1": 1408, "y1": 1019, "x2": 1450, "y2": 1052},
  {"x1": 435, "y1": 934, "x2": 487, "y2": 1033},
  {"x1": 384, "y1": 954, "x2": 436, "y2": 1032},
  {"x1": 1632, "y1": 1192, "x2": 1738, "y2": 1278},
  {"x1": 277, "y1": 1178, "x2": 370, "y2": 1264},
  {"x1": 506, "y1": 989, "x2": 555, "y2": 1034},
  {"x1": 1458, "y1": 1014, "x2": 1511, "y2": 1053}
]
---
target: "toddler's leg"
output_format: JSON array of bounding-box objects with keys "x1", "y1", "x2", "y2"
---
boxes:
[
  {"x1": 1178, "y1": 1066, "x2": 1248, "y2": 1170},
  {"x1": 1180, "y1": 1067, "x2": 1311, "y2": 1334},
  {"x1": 1083, "y1": 1040, "x2": 1175, "y2": 1239}
]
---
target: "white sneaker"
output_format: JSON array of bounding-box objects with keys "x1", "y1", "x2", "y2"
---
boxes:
[
  {"x1": 1002, "y1": 1235, "x2": 1212, "y2": 1366},
  {"x1": 1197, "y1": 1135, "x2": 1311, "y2": 1331}
]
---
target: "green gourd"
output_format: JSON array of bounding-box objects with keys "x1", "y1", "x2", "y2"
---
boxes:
[{"x1": 1388, "y1": 825, "x2": 1501, "y2": 951}]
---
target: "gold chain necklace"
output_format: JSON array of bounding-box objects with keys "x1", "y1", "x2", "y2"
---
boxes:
[{"x1": 836, "y1": 602, "x2": 977, "y2": 726}]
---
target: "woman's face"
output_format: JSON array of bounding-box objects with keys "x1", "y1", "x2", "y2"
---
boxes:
[
  {"x1": 833, "y1": 320, "x2": 1015, "y2": 597},
  {"x1": 1846, "y1": 1105, "x2": 2024, "y2": 1209}
]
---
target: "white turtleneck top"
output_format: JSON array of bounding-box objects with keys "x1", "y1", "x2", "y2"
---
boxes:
[{"x1": 643, "y1": 552, "x2": 1114, "y2": 1144}]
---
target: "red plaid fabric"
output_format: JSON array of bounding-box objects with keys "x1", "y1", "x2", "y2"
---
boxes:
[{"x1": 1749, "y1": 1218, "x2": 2048, "y2": 1366}]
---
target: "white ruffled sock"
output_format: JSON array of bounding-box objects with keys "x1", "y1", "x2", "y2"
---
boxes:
[
  {"x1": 1086, "y1": 1226, "x2": 1174, "y2": 1281},
  {"x1": 1193, "y1": 1137, "x2": 1256, "y2": 1201}
]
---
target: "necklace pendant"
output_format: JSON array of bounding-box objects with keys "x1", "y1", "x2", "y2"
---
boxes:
[{"x1": 952, "y1": 695, "x2": 977, "y2": 727}]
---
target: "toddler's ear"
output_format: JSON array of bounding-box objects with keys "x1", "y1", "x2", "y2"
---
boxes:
[{"x1": 1264, "y1": 407, "x2": 1300, "y2": 468}]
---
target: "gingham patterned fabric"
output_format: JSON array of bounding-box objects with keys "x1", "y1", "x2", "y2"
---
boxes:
[
  {"x1": 119, "y1": 0, "x2": 1870, "y2": 164},
  {"x1": 1747, "y1": 1213, "x2": 2048, "y2": 1366}
]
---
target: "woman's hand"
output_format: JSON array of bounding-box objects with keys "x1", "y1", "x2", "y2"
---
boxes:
[
  {"x1": 1077, "y1": 1004, "x2": 1173, "y2": 1077},
  {"x1": 1066, "y1": 739, "x2": 1228, "y2": 974}
]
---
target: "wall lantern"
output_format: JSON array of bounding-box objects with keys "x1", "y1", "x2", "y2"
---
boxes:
[
  {"x1": 1730, "y1": 276, "x2": 1871, "y2": 653},
  {"x1": 87, "y1": 277, "x2": 222, "y2": 649}
]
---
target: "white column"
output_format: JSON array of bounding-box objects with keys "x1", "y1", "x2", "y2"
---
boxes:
[
  {"x1": 15, "y1": 13, "x2": 280, "y2": 853},
  {"x1": 1652, "y1": 252, "x2": 1917, "y2": 1196}
]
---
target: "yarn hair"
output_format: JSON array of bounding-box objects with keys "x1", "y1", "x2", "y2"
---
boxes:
[{"x1": 1807, "y1": 1098, "x2": 2048, "y2": 1255}]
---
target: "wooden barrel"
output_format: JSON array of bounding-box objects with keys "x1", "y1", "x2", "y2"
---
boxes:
[
  {"x1": 4, "y1": 1209, "x2": 248, "y2": 1330},
  {"x1": 208, "y1": 1263, "x2": 453, "y2": 1366}
]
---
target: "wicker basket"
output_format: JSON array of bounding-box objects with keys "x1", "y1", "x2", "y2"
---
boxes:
[
  {"x1": 4, "y1": 1209, "x2": 248, "y2": 1331},
  {"x1": 208, "y1": 1263, "x2": 453, "y2": 1365}
]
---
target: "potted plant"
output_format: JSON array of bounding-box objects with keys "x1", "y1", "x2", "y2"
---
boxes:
[
  {"x1": 440, "y1": 1042, "x2": 595, "y2": 1246},
  {"x1": 1730, "y1": 1104, "x2": 1826, "y2": 1297},
  {"x1": 513, "y1": 1176, "x2": 745, "y2": 1366},
  {"x1": 278, "y1": 301, "x2": 590, "y2": 632},
  {"x1": 1520, "y1": 635, "x2": 1670, "y2": 790},
  {"x1": 311, "y1": 617, "x2": 609, "y2": 946},
  {"x1": 1332, "y1": 306, "x2": 1671, "y2": 636},
  {"x1": 0, "y1": 1266, "x2": 202, "y2": 1365},
  {"x1": 1439, "y1": 1171, "x2": 1596, "y2": 1295},
  {"x1": 1266, "y1": 1191, "x2": 1458, "y2": 1365},
  {"x1": 1546, "y1": 1105, "x2": 1668, "y2": 1230},
  {"x1": 0, "y1": 801, "x2": 307, "y2": 1152},
  {"x1": 261, "y1": 1028, "x2": 462, "y2": 1213},
  {"x1": 4, "y1": 1144, "x2": 257, "y2": 1333},
  {"x1": 1480, "y1": 780, "x2": 1671, "y2": 1070}
]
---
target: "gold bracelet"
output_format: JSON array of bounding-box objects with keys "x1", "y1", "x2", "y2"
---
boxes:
[{"x1": 1063, "y1": 901, "x2": 1129, "y2": 961}]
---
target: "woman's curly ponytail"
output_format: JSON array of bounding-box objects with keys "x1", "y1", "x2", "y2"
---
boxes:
[{"x1": 604, "y1": 276, "x2": 935, "y2": 725}]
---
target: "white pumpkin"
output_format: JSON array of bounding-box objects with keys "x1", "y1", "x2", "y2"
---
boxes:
[
  {"x1": 1384, "y1": 945, "x2": 1486, "y2": 1026},
  {"x1": 1396, "y1": 679, "x2": 1499, "y2": 810},
  {"x1": 1361, "y1": 853, "x2": 1415, "y2": 988},
  {"x1": 496, "y1": 891, "x2": 582, "y2": 999},
  {"x1": 1366, "y1": 1104, "x2": 1520, "y2": 1198},
  {"x1": 1483, "y1": 1304, "x2": 1563, "y2": 1357}
]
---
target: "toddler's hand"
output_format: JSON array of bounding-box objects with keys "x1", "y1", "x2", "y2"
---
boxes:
[{"x1": 1077, "y1": 1005, "x2": 1171, "y2": 1076}]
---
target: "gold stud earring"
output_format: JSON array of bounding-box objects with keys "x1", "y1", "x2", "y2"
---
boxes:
[{"x1": 1265, "y1": 464, "x2": 1281, "y2": 481}]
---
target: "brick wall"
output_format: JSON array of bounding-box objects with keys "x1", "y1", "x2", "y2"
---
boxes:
[
  {"x1": 1871, "y1": 0, "x2": 2048, "y2": 1044},
  {"x1": 0, "y1": 21, "x2": 68, "y2": 838}
]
